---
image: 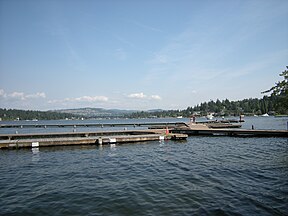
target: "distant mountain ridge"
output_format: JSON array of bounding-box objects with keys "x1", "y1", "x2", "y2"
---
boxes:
[{"x1": 53, "y1": 107, "x2": 139, "y2": 118}]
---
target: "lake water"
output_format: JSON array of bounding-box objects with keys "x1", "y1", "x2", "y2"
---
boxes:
[
  {"x1": 0, "y1": 116, "x2": 288, "y2": 134},
  {"x1": 0, "y1": 117, "x2": 287, "y2": 215}
]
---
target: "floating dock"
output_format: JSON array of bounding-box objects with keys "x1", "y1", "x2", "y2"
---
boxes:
[
  {"x1": 0, "y1": 121, "x2": 287, "y2": 149},
  {"x1": 0, "y1": 130, "x2": 187, "y2": 149},
  {"x1": 171, "y1": 128, "x2": 288, "y2": 137},
  {"x1": 0, "y1": 122, "x2": 188, "y2": 129}
]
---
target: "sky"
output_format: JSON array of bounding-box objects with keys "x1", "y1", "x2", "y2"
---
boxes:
[{"x1": 0, "y1": 0, "x2": 287, "y2": 111}]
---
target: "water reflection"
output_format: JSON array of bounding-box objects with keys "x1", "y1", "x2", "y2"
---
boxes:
[
  {"x1": 108, "y1": 143, "x2": 117, "y2": 157},
  {"x1": 98, "y1": 145, "x2": 103, "y2": 151},
  {"x1": 159, "y1": 140, "x2": 165, "y2": 147},
  {"x1": 32, "y1": 147, "x2": 40, "y2": 162}
]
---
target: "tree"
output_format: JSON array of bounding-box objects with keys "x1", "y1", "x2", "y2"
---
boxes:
[{"x1": 262, "y1": 66, "x2": 288, "y2": 114}]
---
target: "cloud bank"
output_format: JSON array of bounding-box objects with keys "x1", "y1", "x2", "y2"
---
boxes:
[
  {"x1": 48, "y1": 95, "x2": 109, "y2": 105},
  {"x1": 127, "y1": 92, "x2": 161, "y2": 100},
  {"x1": 0, "y1": 89, "x2": 46, "y2": 100}
]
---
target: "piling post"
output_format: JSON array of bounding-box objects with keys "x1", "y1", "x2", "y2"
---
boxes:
[{"x1": 98, "y1": 137, "x2": 102, "y2": 145}]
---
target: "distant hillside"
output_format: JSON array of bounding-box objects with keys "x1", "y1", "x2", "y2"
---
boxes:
[
  {"x1": 54, "y1": 107, "x2": 138, "y2": 118},
  {"x1": 128, "y1": 96, "x2": 287, "y2": 119},
  {"x1": 0, "y1": 108, "x2": 79, "y2": 121},
  {"x1": 0, "y1": 107, "x2": 163, "y2": 121},
  {"x1": 5, "y1": 95, "x2": 284, "y2": 121}
]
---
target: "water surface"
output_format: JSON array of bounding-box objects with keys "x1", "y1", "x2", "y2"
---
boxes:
[{"x1": 1, "y1": 135, "x2": 287, "y2": 215}]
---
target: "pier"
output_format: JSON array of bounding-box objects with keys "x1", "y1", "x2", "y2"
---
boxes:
[
  {"x1": 171, "y1": 127, "x2": 288, "y2": 137},
  {"x1": 0, "y1": 122, "x2": 188, "y2": 129},
  {"x1": 0, "y1": 121, "x2": 287, "y2": 149},
  {"x1": 0, "y1": 130, "x2": 187, "y2": 149}
]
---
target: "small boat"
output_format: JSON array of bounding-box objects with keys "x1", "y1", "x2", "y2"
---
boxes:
[
  {"x1": 262, "y1": 113, "x2": 269, "y2": 117},
  {"x1": 206, "y1": 113, "x2": 214, "y2": 120}
]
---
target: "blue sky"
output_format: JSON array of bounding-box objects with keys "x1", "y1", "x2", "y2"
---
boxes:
[{"x1": 0, "y1": 0, "x2": 287, "y2": 111}]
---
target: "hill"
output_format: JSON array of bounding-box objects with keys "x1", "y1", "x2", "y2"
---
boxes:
[
  {"x1": 0, "y1": 108, "x2": 78, "y2": 121},
  {"x1": 54, "y1": 107, "x2": 137, "y2": 118}
]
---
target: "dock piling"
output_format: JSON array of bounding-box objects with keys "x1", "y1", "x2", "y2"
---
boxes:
[{"x1": 98, "y1": 138, "x2": 103, "y2": 145}]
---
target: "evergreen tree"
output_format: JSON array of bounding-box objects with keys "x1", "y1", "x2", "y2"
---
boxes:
[{"x1": 262, "y1": 66, "x2": 288, "y2": 114}]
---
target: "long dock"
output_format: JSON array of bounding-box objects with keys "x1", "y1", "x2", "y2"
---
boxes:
[
  {"x1": 171, "y1": 128, "x2": 288, "y2": 137},
  {"x1": 0, "y1": 122, "x2": 188, "y2": 128},
  {"x1": 0, "y1": 130, "x2": 187, "y2": 149},
  {"x1": 1, "y1": 121, "x2": 287, "y2": 149}
]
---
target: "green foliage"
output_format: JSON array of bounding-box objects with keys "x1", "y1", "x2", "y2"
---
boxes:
[
  {"x1": 0, "y1": 108, "x2": 79, "y2": 121},
  {"x1": 262, "y1": 67, "x2": 288, "y2": 114},
  {"x1": 127, "y1": 96, "x2": 282, "y2": 118}
]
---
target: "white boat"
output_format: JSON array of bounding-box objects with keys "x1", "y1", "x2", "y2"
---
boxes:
[
  {"x1": 206, "y1": 113, "x2": 214, "y2": 120},
  {"x1": 177, "y1": 116, "x2": 183, "y2": 119},
  {"x1": 262, "y1": 113, "x2": 269, "y2": 117}
]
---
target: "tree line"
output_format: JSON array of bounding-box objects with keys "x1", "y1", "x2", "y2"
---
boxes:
[
  {"x1": 0, "y1": 94, "x2": 286, "y2": 121},
  {"x1": 0, "y1": 108, "x2": 79, "y2": 121},
  {"x1": 127, "y1": 95, "x2": 284, "y2": 119}
]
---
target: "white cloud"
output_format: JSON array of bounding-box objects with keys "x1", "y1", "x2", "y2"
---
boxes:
[
  {"x1": 47, "y1": 99, "x2": 59, "y2": 104},
  {"x1": 0, "y1": 89, "x2": 6, "y2": 97},
  {"x1": 26, "y1": 92, "x2": 46, "y2": 99},
  {"x1": 0, "y1": 89, "x2": 46, "y2": 100},
  {"x1": 9, "y1": 92, "x2": 25, "y2": 100},
  {"x1": 150, "y1": 95, "x2": 162, "y2": 100},
  {"x1": 128, "y1": 92, "x2": 147, "y2": 99},
  {"x1": 48, "y1": 95, "x2": 109, "y2": 104},
  {"x1": 0, "y1": 89, "x2": 47, "y2": 109},
  {"x1": 70, "y1": 96, "x2": 108, "y2": 102},
  {"x1": 127, "y1": 93, "x2": 161, "y2": 100}
]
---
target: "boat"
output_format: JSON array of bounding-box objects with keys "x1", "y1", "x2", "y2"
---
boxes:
[
  {"x1": 206, "y1": 113, "x2": 214, "y2": 120},
  {"x1": 262, "y1": 113, "x2": 269, "y2": 117}
]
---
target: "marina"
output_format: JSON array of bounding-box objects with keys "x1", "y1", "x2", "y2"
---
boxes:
[
  {"x1": 1, "y1": 0, "x2": 287, "y2": 214},
  {"x1": 0, "y1": 118, "x2": 287, "y2": 149}
]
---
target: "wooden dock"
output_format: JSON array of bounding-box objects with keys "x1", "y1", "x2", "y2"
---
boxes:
[
  {"x1": 0, "y1": 130, "x2": 187, "y2": 149},
  {"x1": 0, "y1": 121, "x2": 287, "y2": 149},
  {"x1": 0, "y1": 122, "x2": 188, "y2": 128},
  {"x1": 171, "y1": 128, "x2": 288, "y2": 137}
]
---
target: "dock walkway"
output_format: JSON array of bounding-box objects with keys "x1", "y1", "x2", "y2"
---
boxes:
[
  {"x1": 0, "y1": 122, "x2": 188, "y2": 128},
  {"x1": 171, "y1": 127, "x2": 288, "y2": 137},
  {"x1": 0, "y1": 130, "x2": 187, "y2": 149}
]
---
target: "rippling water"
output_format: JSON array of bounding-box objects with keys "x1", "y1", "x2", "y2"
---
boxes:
[{"x1": 1, "y1": 135, "x2": 287, "y2": 215}]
